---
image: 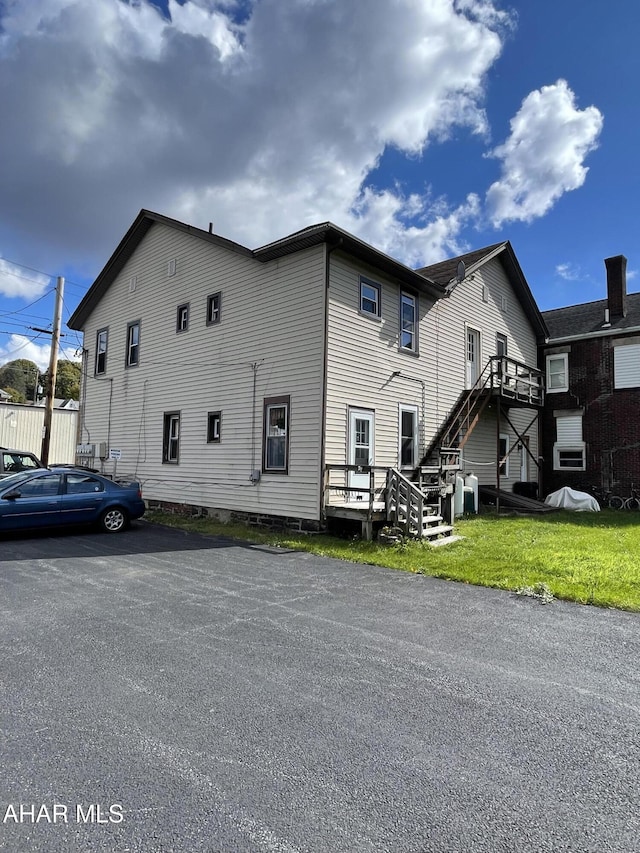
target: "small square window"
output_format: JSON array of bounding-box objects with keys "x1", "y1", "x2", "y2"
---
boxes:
[
  {"x1": 207, "y1": 292, "x2": 221, "y2": 325},
  {"x1": 207, "y1": 411, "x2": 221, "y2": 443},
  {"x1": 360, "y1": 278, "x2": 381, "y2": 317},
  {"x1": 554, "y1": 447, "x2": 585, "y2": 471},
  {"x1": 176, "y1": 303, "x2": 189, "y2": 333}
]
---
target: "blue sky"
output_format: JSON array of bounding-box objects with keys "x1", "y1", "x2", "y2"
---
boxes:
[{"x1": 0, "y1": 0, "x2": 637, "y2": 370}]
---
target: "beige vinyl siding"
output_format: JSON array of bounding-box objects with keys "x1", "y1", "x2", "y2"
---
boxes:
[
  {"x1": 325, "y1": 253, "x2": 433, "y2": 474},
  {"x1": 80, "y1": 224, "x2": 326, "y2": 520},
  {"x1": 0, "y1": 405, "x2": 76, "y2": 463},
  {"x1": 325, "y1": 253, "x2": 539, "y2": 487},
  {"x1": 427, "y1": 257, "x2": 539, "y2": 484}
]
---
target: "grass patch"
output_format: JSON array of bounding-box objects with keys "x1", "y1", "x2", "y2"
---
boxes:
[{"x1": 145, "y1": 509, "x2": 640, "y2": 612}]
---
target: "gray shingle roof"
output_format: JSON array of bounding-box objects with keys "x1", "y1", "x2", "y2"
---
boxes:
[
  {"x1": 416, "y1": 243, "x2": 505, "y2": 286},
  {"x1": 542, "y1": 292, "x2": 640, "y2": 340}
]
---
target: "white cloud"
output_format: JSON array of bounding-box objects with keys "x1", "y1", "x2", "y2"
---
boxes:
[
  {"x1": 0, "y1": 0, "x2": 510, "y2": 269},
  {"x1": 0, "y1": 333, "x2": 79, "y2": 371},
  {"x1": 0, "y1": 334, "x2": 52, "y2": 371},
  {"x1": 555, "y1": 263, "x2": 581, "y2": 281},
  {"x1": 0, "y1": 258, "x2": 51, "y2": 299},
  {"x1": 486, "y1": 80, "x2": 603, "y2": 227}
]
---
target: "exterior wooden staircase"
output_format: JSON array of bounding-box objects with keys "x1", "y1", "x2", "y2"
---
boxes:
[
  {"x1": 420, "y1": 356, "x2": 544, "y2": 467},
  {"x1": 386, "y1": 467, "x2": 462, "y2": 546}
]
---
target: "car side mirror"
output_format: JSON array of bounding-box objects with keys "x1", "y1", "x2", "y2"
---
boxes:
[{"x1": 2, "y1": 491, "x2": 20, "y2": 501}]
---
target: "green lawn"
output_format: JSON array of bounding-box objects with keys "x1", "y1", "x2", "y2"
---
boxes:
[{"x1": 145, "y1": 509, "x2": 640, "y2": 612}]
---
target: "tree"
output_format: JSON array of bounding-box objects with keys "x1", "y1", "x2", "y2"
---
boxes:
[
  {"x1": 1, "y1": 386, "x2": 26, "y2": 403},
  {"x1": 0, "y1": 359, "x2": 39, "y2": 401},
  {"x1": 52, "y1": 361, "x2": 81, "y2": 400}
]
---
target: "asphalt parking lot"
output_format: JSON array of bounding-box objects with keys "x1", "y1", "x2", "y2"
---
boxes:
[{"x1": 1, "y1": 520, "x2": 639, "y2": 852}]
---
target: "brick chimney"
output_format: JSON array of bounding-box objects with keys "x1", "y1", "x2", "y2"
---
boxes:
[{"x1": 604, "y1": 255, "x2": 627, "y2": 319}]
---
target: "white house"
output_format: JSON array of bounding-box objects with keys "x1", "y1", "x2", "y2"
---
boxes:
[{"x1": 68, "y1": 211, "x2": 547, "y2": 537}]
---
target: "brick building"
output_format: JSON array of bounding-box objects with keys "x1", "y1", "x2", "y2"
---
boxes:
[{"x1": 540, "y1": 255, "x2": 640, "y2": 497}]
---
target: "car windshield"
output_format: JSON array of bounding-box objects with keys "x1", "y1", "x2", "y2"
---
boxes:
[{"x1": 0, "y1": 471, "x2": 39, "y2": 492}]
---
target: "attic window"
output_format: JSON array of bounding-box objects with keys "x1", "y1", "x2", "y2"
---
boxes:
[
  {"x1": 129, "y1": 276, "x2": 137, "y2": 293},
  {"x1": 167, "y1": 259, "x2": 177, "y2": 277},
  {"x1": 501, "y1": 294, "x2": 508, "y2": 312},
  {"x1": 482, "y1": 285, "x2": 489, "y2": 303}
]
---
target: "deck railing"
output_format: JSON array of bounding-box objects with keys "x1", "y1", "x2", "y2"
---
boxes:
[
  {"x1": 323, "y1": 464, "x2": 389, "y2": 512},
  {"x1": 489, "y1": 356, "x2": 544, "y2": 406}
]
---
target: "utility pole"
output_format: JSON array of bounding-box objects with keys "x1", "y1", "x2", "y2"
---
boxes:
[{"x1": 40, "y1": 276, "x2": 64, "y2": 466}]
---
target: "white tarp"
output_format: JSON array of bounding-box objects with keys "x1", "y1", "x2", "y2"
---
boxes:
[{"x1": 544, "y1": 486, "x2": 600, "y2": 512}]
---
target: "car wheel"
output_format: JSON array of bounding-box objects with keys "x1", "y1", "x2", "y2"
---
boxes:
[{"x1": 100, "y1": 507, "x2": 128, "y2": 533}]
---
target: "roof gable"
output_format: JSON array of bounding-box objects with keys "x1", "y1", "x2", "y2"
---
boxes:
[
  {"x1": 69, "y1": 211, "x2": 444, "y2": 330},
  {"x1": 418, "y1": 241, "x2": 548, "y2": 340}
]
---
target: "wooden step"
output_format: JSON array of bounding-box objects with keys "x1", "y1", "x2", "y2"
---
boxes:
[
  {"x1": 422, "y1": 514, "x2": 443, "y2": 524},
  {"x1": 428, "y1": 534, "x2": 464, "y2": 548},
  {"x1": 423, "y1": 524, "x2": 453, "y2": 538}
]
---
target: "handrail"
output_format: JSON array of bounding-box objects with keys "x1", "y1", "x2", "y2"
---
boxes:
[{"x1": 387, "y1": 468, "x2": 426, "y2": 539}]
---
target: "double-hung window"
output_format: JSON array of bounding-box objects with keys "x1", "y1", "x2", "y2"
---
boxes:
[
  {"x1": 176, "y1": 303, "x2": 189, "y2": 333},
  {"x1": 263, "y1": 396, "x2": 290, "y2": 473},
  {"x1": 360, "y1": 278, "x2": 381, "y2": 318},
  {"x1": 399, "y1": 405, "x2": 418, "y2": 469},
  {"x1": 163, "y1": 412, "x2": 180, "y2": 463},
  {"x1": 400, "y1": 292, "x2": 418, "y2": 353},
  {"x1": 95, "y1": 328, "x2": 108, "y2": 375},
  {"x1": 126, "y1": 321, "x2": 140, "y2": 367},
  {"x1": 207, "y1": 292, "x2": 221, "y2": 325},
  {"x1": 546, "y1": 353, "x2": 568, "y2": 392}
]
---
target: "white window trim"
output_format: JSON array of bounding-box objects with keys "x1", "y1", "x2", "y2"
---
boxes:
[
  {"x1": 546, "y1": 353, "x2": 568, "y2": 393},
  {"x1": 359, "y1": 277, "x2": 381, "y2": 319},
  {"x1": 613, "y1": 343, "x2": 640, "y2": 389},
  {"x1": 398, "y1": 404, "x2": 419, "y2": 470},
  {"x1": 553, "y1": 445, "x2": 586, "y2": 471}
]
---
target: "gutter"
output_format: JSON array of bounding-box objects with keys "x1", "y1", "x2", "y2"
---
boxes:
[{"x1": 542, "y1": 324, "x2": 640, "y2": 346}]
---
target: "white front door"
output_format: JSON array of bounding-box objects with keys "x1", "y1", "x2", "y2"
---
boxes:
[
  {"x1": 466, "y1": 328, "x2": 480, "y2": 388},
  {"x1": 348, "y1": 408, "x2": 374, "y2": 501}
]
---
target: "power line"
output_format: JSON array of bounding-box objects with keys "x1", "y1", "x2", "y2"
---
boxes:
[
  {"x1": 0, "y1": 254, "x2": 90, "y2": 293},
  {"x1": 0, "y1": 289, "x2": 55, "y2": 318}
]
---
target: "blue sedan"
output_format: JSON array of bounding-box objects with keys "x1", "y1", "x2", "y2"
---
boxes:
[{"x1": 0, "y1": 468, "x2": 145, "y2": 534}]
